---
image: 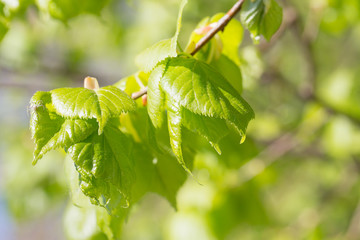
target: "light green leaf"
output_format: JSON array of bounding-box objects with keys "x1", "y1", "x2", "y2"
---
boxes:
[
  {"x1": 159, "y1": 58, "x2": 253, "y2": 126},
  {"x1": 135, "y1": 0, "x2": 187, "y2": 72},
  {"x1": 68, "y1": 120, "x2": 134, "y2": 215},
  {"x1": 210, "y1": 13, "x2": 243, "y2": 65},
  {"x1": 29, "y1": 91, "x2": 97, "y2": 164},
  {"x1": 51, "y1": 86, "x2": 136, "y2": 134},
  {"x1": 65, "y1": 156, "x2": 127, "y2": 240},
  {"x1": 166, "y1": 98, "x2": 186, "y2": 169},
  {"x1": 147, "y1": 62, "x2": 167, "y2": 128},
  {"x1": 48, "y1": 0, "x2": 109, "y2": 22},
  {"x1": 148, "y1": 57, "x2": 254, "y2": 170},
  {"x1": 185, "y1": 16, "x2": 219, "y2": 63},
  {"x1": 240, "y1": 0, "x2": 283, "y2": 42}
]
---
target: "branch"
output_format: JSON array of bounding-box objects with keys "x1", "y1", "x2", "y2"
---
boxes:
[
  {"x1": 190, "y1": 0, "x2": 245, "y2": 55},
  {"x1": 131, "y1": 86, "x2": 148, "y2": 100},
  {"x1": 131, "y1": 0, "x2": 245, "y2": 100}
]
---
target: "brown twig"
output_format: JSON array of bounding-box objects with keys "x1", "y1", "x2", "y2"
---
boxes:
[
  {"x1": 190, "y1": 0, "x2": 245, "y2": 55},
  {"x1": 131, "y1": 0, "x2": 245, "y2": 100},
  {"x1": 131, "y1": 87, "x2": 148, "y2": 100}
]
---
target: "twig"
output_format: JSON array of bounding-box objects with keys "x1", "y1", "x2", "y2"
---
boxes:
[
  {"x1": 190, "y1": 0, "x2": 245, "y2": 55},
  {"x1": 131, "y1": 0, "x2": 245, "y2": 100},
  {"x1": 131, "y1": 87, "x2": 148, "y2": 100}
]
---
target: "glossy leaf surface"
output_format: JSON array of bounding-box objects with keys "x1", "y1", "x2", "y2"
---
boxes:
[
  {"x1": 51, "y1": 86, "x2": 136, "y2": 134},
  {"x1": 147, "y1": 57, "x2": 254, "y2": 170}
]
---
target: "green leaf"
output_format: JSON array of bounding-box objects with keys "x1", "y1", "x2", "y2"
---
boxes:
[
  {"x1": 119, "y1": 106, "x2": 194, "y2": 208},
  {"x1": 147, "y1": 57, "x2": 254, "y2": 170},
  {"x1": 48, "y1": 0, "x2": 109, "y2": 22},
  {"x1": 240, "y1": 0, "x2": 283, "y2": 42},
  {"x1": 30, "y1": 87, "x2": 136, "y2": 215},
  {"x1": 29, "y1": 91, "x2": 97, "y2": 164},
  {"x1": 51, "y1": 86, "x2": 136, "y2": 134},
  {"x1": 65, "y1": 156, "x2": 126, "y2": 240},
  {"x1": 131, "y1": 143, "x2": 193, "y2": 208},
  {"x1": 182, "y1": 108, "x2": 229, "y2": 154},
  {"x1": 68, "y1": 119, "x2": 134, "y2": 215},
  {"x1": 135, "y1": 0, "x2": 187, "y2": 72},
  {"x1": 147, "y1": 63, "x2": 167, "y2": 128},
  {"x1": 0, "y1": 18, "x2": 8, "y2": 42}
]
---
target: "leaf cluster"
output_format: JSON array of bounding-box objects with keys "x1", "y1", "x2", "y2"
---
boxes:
[{"x1": 28, "y1": 0, "x2": 283, "y2": 238}]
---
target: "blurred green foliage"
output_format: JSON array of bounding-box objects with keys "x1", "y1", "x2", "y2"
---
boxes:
[{"x1": 1, "y1": 0, "x2": 360, "y2": 239}]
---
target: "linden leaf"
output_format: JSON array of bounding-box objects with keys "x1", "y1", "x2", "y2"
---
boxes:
[
  {"x1": 47, "y1": 0, "x2": 109, "y2": 22},
  {"x1": 51, "y1": 86, "x2": 136, "y2": 134},
  {"x1": 147, "y1": 57, "x2": 254, "y2": 170},
  {"x1": 29, "y1": 91, "x2": 97, "y2": 164},
  {"x1": 68, "y1": 119, "x2": 134, "y2": 215}
]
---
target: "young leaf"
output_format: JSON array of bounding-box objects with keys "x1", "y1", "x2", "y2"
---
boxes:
[
  {"x1": 147, "y1": 57, "x2": 254, "y2": 171},
  {"x1": 51, "y1": 86, "x2": 136, "y2": 134},
  {"x1": 210, "y1": 13, "x2": 244, "y2": 65},
  {"x1": 68, "y1": 120, "x2": 134, "y2": 215},
  {"x1": 240, "y1": 0, "x2": 282, "y2": 42},
  {"x1": 135, "y1": 0, "x2": 187, "y2": 72},
  {"x1": 30, "y1": 91, "x2": 97, "y2": 164},
  {"x1": 48, "y1": 0, "x2": 109, "y2": 22},
  {"x1": 65, "y1": 155, "x2": 127, "y2": 239},
  {"x1": 147, "y1": 64, "x2": 167, "y2": 128}
]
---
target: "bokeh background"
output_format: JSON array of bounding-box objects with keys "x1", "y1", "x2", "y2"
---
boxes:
[{"x1": 1, "y1": 0, "x2": 360, "y2": 239}]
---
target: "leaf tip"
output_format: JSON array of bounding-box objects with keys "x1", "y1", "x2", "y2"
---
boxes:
[
  {"x1": 32, "y1": 157, "x2": 39, "y2": 166},
  {"x1": 240, "y1": 134, "x2": 246, "y2": 144},
  {"x1": 212, "y1": 143, "x2": 222, "y2": 155}
]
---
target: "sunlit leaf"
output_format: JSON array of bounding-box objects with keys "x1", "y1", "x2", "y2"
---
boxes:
[
  {"x1": 48, "y1": 0, "x2": 109, "y2": 22},
  {"x1": 148, "y1": 57, "x2": 254, "y2": 170},
  {"x1": 68, "y1": 119, "x2": 134, "y2": 215},
  {"x1": 51, "y1": 86, "x2": 136, "y2": 134},
  {"x1": 29, "y1": 91, "x2": 97, "y2": 164},
  {"x1": 210, "y1": 13, "x2": 243, "y2": 65}
]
